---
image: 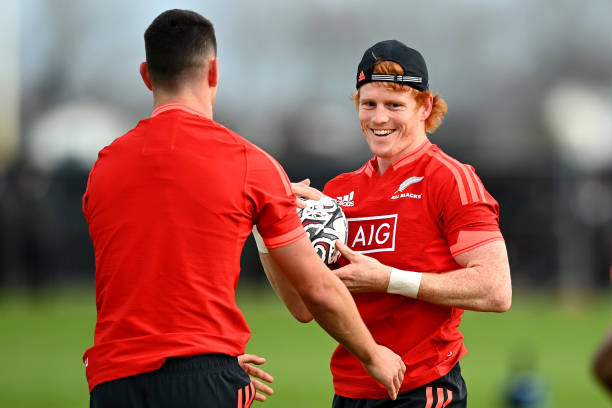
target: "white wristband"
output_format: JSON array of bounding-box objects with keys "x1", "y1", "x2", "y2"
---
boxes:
[
  {"x1": 387, "y1": 268, "x2": 422, "y2": 298},
  {"x1": 252, "y1": 226, "x2": 268, "y2": 253}
]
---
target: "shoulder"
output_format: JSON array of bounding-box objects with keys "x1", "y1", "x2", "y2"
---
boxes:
[
  {"x1": 206, "y1": 122, "x2": 280, "y2": 171},
  {"x1": 216, "y1": 123, "x2": 248, "y2": 145},
  {"x1": 229, "y1": 132, "x2": 292, "y2": 195},
  {"x1": 214, "y1": 124, "x2": 272, "y2": 160},
  {"x1": 423, "y1": 146, "x2": 500, "y2": 216},
  {"x1": 325, "y1": 162, "x2": 370, "y2": 188},
  {"x1": 92, "y1": 122, "x2": 141, "y2": 161},
  {"x1": 201, "y1": 120, "x2": 251, "y2": 150},
  {"x1": 425, "y1": 145, "x2": 486, "y2": 203},
  {"x1": 425, "y1": 145, "x2": 470, "y2": 178}
]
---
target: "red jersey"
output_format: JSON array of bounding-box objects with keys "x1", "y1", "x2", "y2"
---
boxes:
[
  {"x1": 323, "y1": 140, "x2": 504, "y2": 398},
  {"x1": 82, "y1": 104, "x2": 304, "y2": 392}
]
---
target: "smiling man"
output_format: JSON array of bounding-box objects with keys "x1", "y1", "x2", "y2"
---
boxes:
[
  {"x1": 327, "y1": 40, "x2": 511, "y2": 407},
  {"x1": 257, "y1": 40, "x2": 512, "y2": 407}
]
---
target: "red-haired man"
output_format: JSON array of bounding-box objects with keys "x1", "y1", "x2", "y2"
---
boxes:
[{"x1": 259, "y1": 40, "x2": 512, "y2": 408}]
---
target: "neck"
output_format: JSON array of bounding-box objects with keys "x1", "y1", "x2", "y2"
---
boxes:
[
  {"x1": 153, "y1": 87, "x2": 214, "y2": 119},
  {"x1": 376, "y1": 132, "x2": 428, "y2": 175}
]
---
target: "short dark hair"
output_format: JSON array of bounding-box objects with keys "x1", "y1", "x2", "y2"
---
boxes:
[{"x1": 144, "y1": 9, "x2": 217, "y2": 90}]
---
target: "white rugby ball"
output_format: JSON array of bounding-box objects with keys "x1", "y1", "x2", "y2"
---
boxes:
[{"x1": 297, "y1": 195, "x2": 348, "y2": 265}]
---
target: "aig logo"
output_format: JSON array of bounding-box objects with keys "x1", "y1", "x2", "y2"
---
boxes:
[{"x1": 347, "y1": 214, "x2": 397, "y2": 253}]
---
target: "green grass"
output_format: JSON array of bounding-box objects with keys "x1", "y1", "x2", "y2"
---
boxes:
[
  {"x1": 0, "y1": 285, "x2": 610, "y2": 407},
  {"x1": 460, "y1": 288, "x2": 611, "y2": 407},
  {"x1": 0, "y1": 287, "x2": 96, "y2": 407}
]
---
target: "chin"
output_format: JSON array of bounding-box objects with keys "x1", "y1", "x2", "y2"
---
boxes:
[
  {"x1": 370, "y1": 146, "x2": 393, "y2": 158},
  {"x1": 366, "y1": 142, "x2": 389, "y2": 156}
]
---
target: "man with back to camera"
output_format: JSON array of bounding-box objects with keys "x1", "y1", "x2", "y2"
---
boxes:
[
  {"x1": 82, "y1": 10, "x2": 406, "y2": 408},
  {"x1": 257, "y1": 40, "x2": 512, "y2": 407}
]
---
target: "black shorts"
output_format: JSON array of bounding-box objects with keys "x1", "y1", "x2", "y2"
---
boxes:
[
  {"x1": 332, "y1": 363, "x2": 467, "y2": 408},
  {"x1": 90, "y1": 353, "x2": 254, "y2": 408}
]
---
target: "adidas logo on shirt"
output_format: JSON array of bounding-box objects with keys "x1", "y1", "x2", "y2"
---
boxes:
[{"x1": 336, "y1": 191, "x2": 355, "y2": 207}]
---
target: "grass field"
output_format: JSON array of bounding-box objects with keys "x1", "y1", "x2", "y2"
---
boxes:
[{"x1": 0, "y1": 284, "x2": 610, "y2": 407}]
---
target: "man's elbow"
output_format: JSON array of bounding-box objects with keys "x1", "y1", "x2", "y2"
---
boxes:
[
  {"x1": 299, "y1": 283, "x2": 339, "y2": 318},
  {"x1": 279, "y1": 293, "x2": 315, "y2": 323},
  {"x1": 292, "y1": 308, "x2": 314, "y2": 323},
  {"x1": 486, "y1": 267, "x2": 512, "y2": 312},
  {"x1": 488, "y1": 287, "x2": 512, "y2": 313}
]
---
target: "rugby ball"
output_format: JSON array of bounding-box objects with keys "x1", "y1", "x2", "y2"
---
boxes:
[{"x1": 297, "y1": 195, "x2": 348, "y2": 265}]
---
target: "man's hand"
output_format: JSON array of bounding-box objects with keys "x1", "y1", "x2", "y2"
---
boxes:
[
  {"x1": 362, "y1": 345, "x2": 406, "y2": 400},
  {"x1": 291, "y1": 178, "x2": 322, "y2": 208},
  {"x1": 334, "y1": 241, "x2": 391, "y2": 293},
  {"x1": 237, "y1": 354, "x2": 274, "y2": 402}
]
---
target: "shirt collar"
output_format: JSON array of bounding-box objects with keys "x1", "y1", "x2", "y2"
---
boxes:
[
  {"x1": 365, "y1": 139, "x2": 432, "y2": 177},
  {"x1": 151, "y1": 103, "x2": 208, "y2": 118},
  {"x1": 391, "y1": 139, "x2": 432, "y2": 170}
]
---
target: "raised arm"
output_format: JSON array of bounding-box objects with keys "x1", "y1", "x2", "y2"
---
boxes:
[{"x1": 334, "y1": 240, "x2": 511, "y2": 312}]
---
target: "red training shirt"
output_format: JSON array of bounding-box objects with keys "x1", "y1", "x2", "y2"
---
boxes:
[
  {"x1": 82, "y1": 104, "x2": 304, "y2": 392},
  {"x1": 323, "y1": 140, "x2": 504, "y2": 399}
]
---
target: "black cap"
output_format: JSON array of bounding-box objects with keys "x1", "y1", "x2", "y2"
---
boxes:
[{"x1": 356, "y1": 40, "x2": 429, "y2": 91}]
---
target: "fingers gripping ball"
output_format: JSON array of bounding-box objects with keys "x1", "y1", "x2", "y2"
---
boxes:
[{"x1": 297, "y1": 195, "x2": 348, "y2": 265}]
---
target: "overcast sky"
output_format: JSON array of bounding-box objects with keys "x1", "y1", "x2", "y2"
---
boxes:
[{"x1": 11, "y1": 0, "x2": 612, "y2": 171}]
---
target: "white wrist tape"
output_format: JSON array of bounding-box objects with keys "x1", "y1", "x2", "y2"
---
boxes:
[
  {"x1": 387, "y1": 268, "x2": 422, "y2": 298},
  {"x1": 252, "y1": 226, "x2": 268, "y2": 253}
]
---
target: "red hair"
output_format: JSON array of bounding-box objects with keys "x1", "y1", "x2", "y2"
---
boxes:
[{"x1": 352, "y1": 61, "x2": 447, "y2": 133}]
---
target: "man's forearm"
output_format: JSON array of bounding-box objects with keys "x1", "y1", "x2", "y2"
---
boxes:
[
  {"x1": 301, "y1": 273, "x2": 378, "y2": 362},
  {"x1": 334, "y1": 240, "x2": 511, "y2": 312},
  {"x1": 418, "y1": 241, "x2": 511, "y2": 312},
  {"x1": 259, "y1": 252, "x2": 313, "y2": 323},
  {"x1": 267, "y1": 235, "x2": 405, "y2": 399},
  {"x1": 268, "y1": 238, "x2": 378, "y2": 363}
]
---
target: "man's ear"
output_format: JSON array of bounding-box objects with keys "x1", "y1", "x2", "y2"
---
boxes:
[
  {"x1": 208, "y1": 58, "x2": 219, "y2": 87},
  {"x1": 421, "y1": 94, "x2": 433, "y2": 120},
  {"x1": 140, "y1": 62, "x2": 153, "y2": 91}
]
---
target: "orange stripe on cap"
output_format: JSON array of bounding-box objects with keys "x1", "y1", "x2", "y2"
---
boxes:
[
  {"x1": 442, "y1": 390, "x2": 453, "y2": 407},
  {"x1": 433, "y1": 152, "x2": 469, "y2": 205},
  {"x1": 435, "y1": 388, "x2": 445, "y2": 408},
  {"x1": 450, "y1": 230, "x2": 504, "y2": 256},
  {"x1": 425, "y1": 387, "x2": 434, "y2": 408}
]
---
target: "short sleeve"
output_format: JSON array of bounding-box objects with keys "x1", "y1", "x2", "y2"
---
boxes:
[
  {"x1": 433, "y1": 163, "x2": 504, "y2": 257},
  {"x1": 245, "y1": 146, "x2": 304, "y2": 248}
]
